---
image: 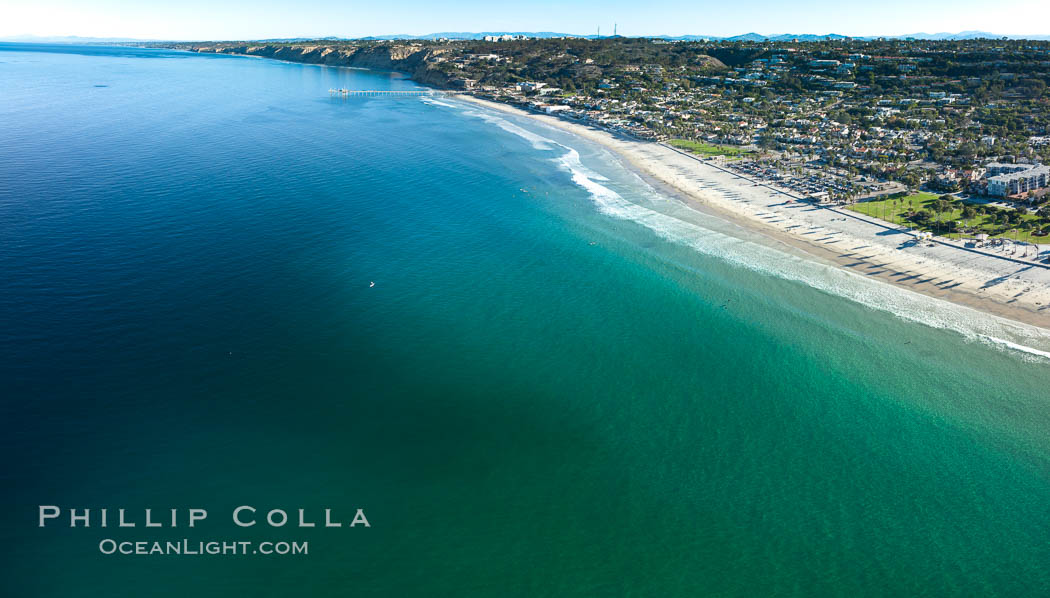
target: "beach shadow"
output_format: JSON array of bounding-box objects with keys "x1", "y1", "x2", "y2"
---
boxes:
[
  {"x1": 981, "y1": 272, "x2": 1017, "y2": 289},
  {"x1": 876, "y1": 229, "x2": 908, "y2": 237}
]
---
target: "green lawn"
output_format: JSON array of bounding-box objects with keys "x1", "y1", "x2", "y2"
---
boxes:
[
  {"x1": 849, "y1": 192, "x2": 936, "y2": 224},
  {"x1": 669, "y1": 139, "x2": 754, "y2": 160},
  {"x1": 848, "y1": 192, "x2": 1050, "y2": 242}
]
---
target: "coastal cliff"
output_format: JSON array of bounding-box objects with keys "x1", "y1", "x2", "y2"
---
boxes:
[
  {"x1": 180, "y1": 40, "x2": 728, "y2": 91},
  {"x1": 190, "y1": 44, "x2": 453, "y2": 87}
]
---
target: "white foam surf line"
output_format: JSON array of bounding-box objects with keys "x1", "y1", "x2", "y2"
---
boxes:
[
  {"x1": 460, "y1": 107, "x2": 558, "y2": 151},
  {"x1": 984, "y1": 336, "x2": 1050, "y2": 360},
  {"x1": 547, "y1": 145, "x2": 609, "y2": 181},
  {"x1": 550, "y1": 148, "x2": 1050, "y2": 361},
  {"x1": 419, "y1": 96, "x2": 458, "y2": 109},
  {"x1": 426, "y1": 97, "x2": 1050, "y2": 359},
  {"x1": 430, "y1": 98, "x2": 611, "y2": 169}
]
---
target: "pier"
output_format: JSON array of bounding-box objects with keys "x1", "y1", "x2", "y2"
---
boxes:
[{"x1": 328, "y1": 89, "x2": 456, "y2": 97}]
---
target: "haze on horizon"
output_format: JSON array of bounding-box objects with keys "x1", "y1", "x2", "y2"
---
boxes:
[{"x1": 2, "y1": 0, "x2": 1048, "y2": 41}]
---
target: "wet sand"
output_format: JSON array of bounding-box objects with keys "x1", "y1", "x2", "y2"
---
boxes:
[{"x1": 458, "y1": 95, "x2": 1050, "y2": 330}]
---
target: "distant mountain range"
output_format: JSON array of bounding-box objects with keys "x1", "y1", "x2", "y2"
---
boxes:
[
  {"x1": 352, "y1": 30, "x2": 1050, "y2": 42},
  {"x1": 4, "y1": 31, "x2": 1050, "y2": 44},
  {"x1": 890, "y1": 30, "x2": 1050, "y2": 41},
  {"x1": 356, "y1": 31, "x2": 573, "y2": 41}
]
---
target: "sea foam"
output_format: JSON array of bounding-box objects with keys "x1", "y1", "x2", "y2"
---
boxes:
[
  {"x1": 550, "y1": 147, "x2": 1050, "y2": 360},
  {"x1": 434, "y1": 98, "x2": 1050, "y2": 360}
]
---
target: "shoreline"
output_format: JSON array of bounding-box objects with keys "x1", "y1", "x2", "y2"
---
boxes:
[
  {"x1": 169, "y1": 46, "x2": 1050, "y2": 331},
  {"x1": 456, "y1": 94, "x2": 1050, "y2": 330}
]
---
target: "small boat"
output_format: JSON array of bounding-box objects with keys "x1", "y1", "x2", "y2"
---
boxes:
[{"x1": 369, "y1": 281, "x2": 375, "y2": 288}]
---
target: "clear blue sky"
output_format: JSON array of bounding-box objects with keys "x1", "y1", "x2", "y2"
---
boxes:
[{"x1": 3, "y1": 0, "x2": 1047, "y2": 40}]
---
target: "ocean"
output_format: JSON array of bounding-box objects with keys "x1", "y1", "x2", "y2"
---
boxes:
[{"x1": 2, "y1": 43, "x2": 1050, "y2": 597}]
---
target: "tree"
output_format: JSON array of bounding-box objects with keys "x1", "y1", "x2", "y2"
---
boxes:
[
  {"x1": 1020, "y1": 222, "x2": 1034, "y2": 255},
  {"x1": 961, "y1": 205, "x2": 977, "y2": 228}
]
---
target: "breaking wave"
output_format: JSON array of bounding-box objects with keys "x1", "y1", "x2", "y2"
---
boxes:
[
  {"x1": 419, "y1": 96, "x2": 458, "y2": 109},
  {"x1": 428, "y1": 96, "x2": 1050, "y2": 360},
  {"x1": 461, "y1": 109, "x2": 556, "y2": 150},
  {"x1": 550, "y1": 147, "x2": 1050, "y2": 361}
]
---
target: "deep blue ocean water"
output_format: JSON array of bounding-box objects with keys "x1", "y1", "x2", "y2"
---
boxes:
[{"x1": 2, "y1": 43, "x2": 1050, "y2": 597}]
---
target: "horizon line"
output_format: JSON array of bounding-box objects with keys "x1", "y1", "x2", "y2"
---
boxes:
[{"x1": 4, "y1": 29, "x2": 1050, "y2": 43}]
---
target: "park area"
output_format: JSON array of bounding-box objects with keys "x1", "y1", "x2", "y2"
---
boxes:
[
  {"x1": 668, "y1": 139, "x2": 755, "y2": 160},
  {"x1": 848, "y1": 192, "x2": 1050, "y2": 243}
]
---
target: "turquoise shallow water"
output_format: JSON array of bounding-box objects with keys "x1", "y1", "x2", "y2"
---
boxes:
[{"x1": 2, "y1": 44, "x2": 1050, "y2": 597}]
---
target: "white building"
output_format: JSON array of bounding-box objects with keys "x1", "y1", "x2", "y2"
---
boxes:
[
  {"x1": 986, "y1": 164, "x2": 1049, "y2": 197},
  {"x1": 517, "y1": 82, "x2": 547, "y2": 93},
  {"x1": 986, "y1": 162, "x2": 1032, "y2": 176},
  {"x1": 482, "y1": 34, "x2": 528, "y2": 42}
]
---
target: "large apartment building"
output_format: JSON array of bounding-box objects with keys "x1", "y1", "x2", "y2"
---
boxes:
[{"x1": 986, "y1": 163, "x2": 1049, "y2": 198}]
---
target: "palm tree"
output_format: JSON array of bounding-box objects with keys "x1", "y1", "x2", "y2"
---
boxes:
[
  {"x1": 961, "y1": 205, "x2": 977, "y2": 230},
  {"x1": 1021, "y1": 222, "x2": 1034, "y2": 256}
]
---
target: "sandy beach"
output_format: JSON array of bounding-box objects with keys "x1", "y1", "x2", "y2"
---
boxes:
[{"x1": 458, "y1": 94, "x2": 1050, "y2": 329}]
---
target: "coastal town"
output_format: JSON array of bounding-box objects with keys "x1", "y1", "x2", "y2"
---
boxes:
[
  {"x1": 433, "y1": 37, "x2": 1050, "y2": 251},
  {"x1": 176, "y1": 36, "x2": 1050, "y2": 255},
  {"x1": 172, "y1": 36, "x2": 1050, "y2": 271}
]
